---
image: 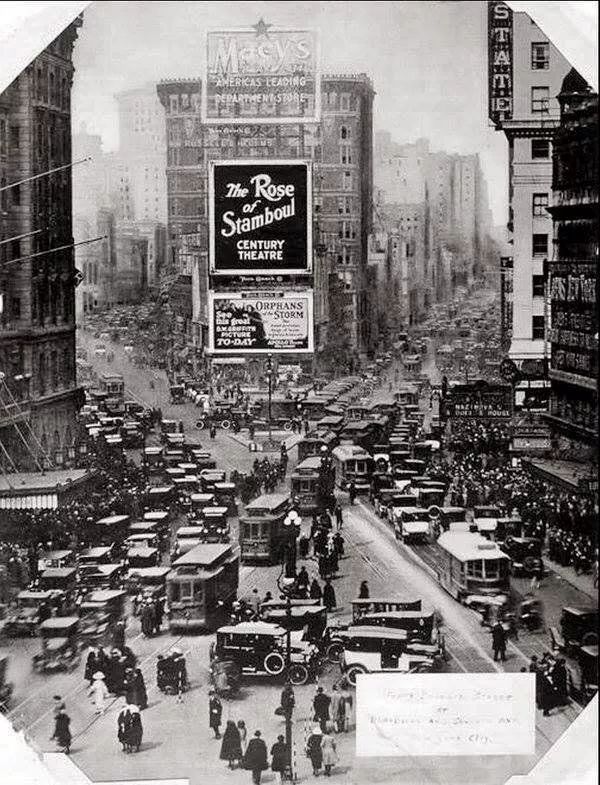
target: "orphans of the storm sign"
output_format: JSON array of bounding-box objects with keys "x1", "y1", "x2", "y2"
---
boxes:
[{"x1": 220, "y1": 173, "x2": 296, "y2": 261}]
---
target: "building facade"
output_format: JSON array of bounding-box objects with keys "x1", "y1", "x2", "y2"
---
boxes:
[
  {"x1": 0, "y1": 21, "x2": 83, "y2": 471},
  {"x1": 488, "y1": 0, "x2": 574, "y2": 409},
  {"x1": 546, "y1": 70, "x2": 598, "y2": 456},
  {"x1": 157, "y1": 73, "x2": 375, "y2": 365}
]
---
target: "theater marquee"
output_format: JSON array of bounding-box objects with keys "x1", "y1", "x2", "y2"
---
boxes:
[
  {"x1": 208, "y1": 290, "x2": 314, "y2": 355},
  {"x1": 203, "y1": 24, "x2": 321, "y2": 124},
  {"x1": 209, "y1": 159, "x2": 312, "y2": 276}
]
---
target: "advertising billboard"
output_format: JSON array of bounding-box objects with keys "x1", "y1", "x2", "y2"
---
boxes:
[
  {"x1": 208, "y1": 290, "x2": 314, "y2": 354},
  {"x1": 445, "y1": 381, "x2": 513, "y2": 419},
  {"x1": 488, "y1": 1, "x2": 513, "y2": 126},
  {"x1": 203, "y1": 25, "x2": 320, "y2": 125},
  {"x1": 209, "y1": 159, "x2": 312, "y2": 276}
]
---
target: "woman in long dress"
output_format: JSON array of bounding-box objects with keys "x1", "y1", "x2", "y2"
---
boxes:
[
  {"x1": 237, "y1": 719, "x2": 248, "y2": 756},
  {"x1": 89, "y1": 672, "x2": 109, "y2": 714},
  {"x1": 127, "y1": 705, "x2": 143, "y2": 752},
  {"x1": 51, "y1": 709, "x2": 71, "y2": 754},
  {"x1": 219, "y1": 720, "x2": 243, "y2": 769},
  {"x1": 306, "y1": 726, "x2": 323, "y2": 777},
  {"x1": 320, "y1": 732, "x2": 338, "y2": 776}
]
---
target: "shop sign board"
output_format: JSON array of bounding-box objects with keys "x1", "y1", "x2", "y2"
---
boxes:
[
  {"x1": 445, "y1": 381, "x2": 513, "y2": 419},
  {"x1": 209, "y1": 159, "x2": 312, "y2": 276},
  {"x1": 203, "y1": 25, "x2": 320, "y2": 124},
  {"x1": 208, "y1": 290, "x2": 314, "y2": 355},
  {"x1": 488, "y1": 1, "x2": 513, "y2": 125}
]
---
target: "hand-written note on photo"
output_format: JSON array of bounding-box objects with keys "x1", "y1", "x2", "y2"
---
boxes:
[{"x1": 356, "y1": 673, "x2": 536, "y2": 757}]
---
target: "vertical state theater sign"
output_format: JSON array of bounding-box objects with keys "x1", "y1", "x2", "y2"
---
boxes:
[
  {"x1": 208, "y1": 291, "x2": 314, "y2": 354},
  {"x1": 203, "y1": 23, "x2": 320, "y2": 124},
  {"x1": 209, "y1": 159, "x2": 312, "y2": 276},
  {"x1": 488, "y1": 1, "x2": 513, "y2": 126}
]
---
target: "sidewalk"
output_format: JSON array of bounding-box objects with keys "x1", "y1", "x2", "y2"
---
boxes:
[{"x1": 545, "y1": 557, "x2": 597, "y2": 603}]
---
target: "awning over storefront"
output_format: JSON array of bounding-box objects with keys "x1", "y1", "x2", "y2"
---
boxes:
[
  {"x1": 522, "y1": 458, "x2": 590, "y2": 491},
  {"x1": 0, "y1": 493, "x2": 58, "y2": 510},
  {"x1": 508, "y1": 339, "x2": 546, "y2": 362}
]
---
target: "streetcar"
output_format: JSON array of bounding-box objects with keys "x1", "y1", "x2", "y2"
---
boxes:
[
  {"x1": 290, "y1": 456, "x2": 322, "y2": 514},
  {"x1": 297, "y1": 430, "x2": 338, "y2": 462},
  {"x1": 166, "y1": 543, "x2": 239, "y2": 631},
  {"x1": 331, "y1": 444, "x2": 373, "y2": 493},
  {"x1": 434, "y1": 532, "x2": 510, "y2": 602},
  {"x1": 238, "y1": 493, "x2": 291, "y2": 564}
]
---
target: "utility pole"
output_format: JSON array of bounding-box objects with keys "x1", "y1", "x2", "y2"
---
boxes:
[{"x1": 266, "y1": 352, "x2": 273, "y2": 441}]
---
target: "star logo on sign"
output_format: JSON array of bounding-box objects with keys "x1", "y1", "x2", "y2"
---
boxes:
[{"x1": 253, "y1": 18, "x2": 272, "y2": 37}]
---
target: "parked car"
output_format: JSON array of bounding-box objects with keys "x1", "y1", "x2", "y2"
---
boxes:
[
  {"x1": 551, "y1": 606, "x2": 599, "y2": 653},
  {"x1": 32, "y1": 617, "x2": 81, "y2": 673}
]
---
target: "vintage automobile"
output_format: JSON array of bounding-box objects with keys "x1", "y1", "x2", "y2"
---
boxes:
[
  {"x1": 79, "y1": 563, "x2": 124, "y2": 592},
  {"x1": 209, "y1": 621, "x2": 321, "y2": 686},
  {"x1": 259, "y1": 602, "x2": 328, "y2": 642},
  {"x1": 124, "y1": 531, "x2": 160, "y2": 552},
  {"x1": 125, "y1": 546, "x2": 160, "y2": 570},
  {"x1": 125, "y1": 566, "x2": 170, "y2": 601},
  {"x1": 324, "y1": 625, "x2": 410, "y2": 664},
  {"x1": 172, "y1": 526, "x2": 205, "y2": 558},
  {"x1": 3, "y1": 590, "x2": 55, "y2": 636},
  {"x1": 502, "y1": 536, "x2": 545, "y2": 577},
  {"x1": 392, "y1": 507, "x2": 430, "y2": 543},
  {"x1": 551, "y1": 606, "x2": 599, "y2": 653},
  {"x1": 37, "y1": 550, "x2": 75, "y2": 573},
  {"x1": 170, "y1": 384, "x2": 186, "y2": 404},
  {"x1": 0, "y1": 655, "x2": 14, "y2": 712},
  {"x1": 472, "y1": 506, "x2": 502, "y2": 538},
  {"x1": 189, "y1": 493, "x2": 216, "y2": 521},
  {"x1": 38, "y1": 567, "x2": 78, "y2": 601},
  {"x1": 32, "y1": 617, "x2": 81, "y2": 673},
  {"x1": 572, "y1": 645, "x2": 598, "y2": 705},
  {"x1": 200, "y1": 470, "x2": 227, "y2": 494},
  {"x1": 340, "y1": 648, "x2": 435, "y2": 685},
  {"x1": 374, "y1": 488, "x2": 409, "y2": 518},
  {"x1": 78, "y1": 589, "x2": 127, "y2": 648},
  {"x1": 200, "y1": 506, "x2": 230, "y2": 543}
]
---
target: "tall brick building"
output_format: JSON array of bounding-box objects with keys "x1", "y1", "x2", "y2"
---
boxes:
[
  {"x1": 0, "y1": 20, "x2": 83, "y2": 471},
  {"x1": 157, "y1": 73, "x2": 375, "y2": 365}
]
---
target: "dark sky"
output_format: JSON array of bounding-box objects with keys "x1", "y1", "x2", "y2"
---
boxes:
[{"x1": 68, "y1": 1, "x2": 593, "y2": 224}]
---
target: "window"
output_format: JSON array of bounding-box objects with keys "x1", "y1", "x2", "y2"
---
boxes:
[
  {"x1": 532, "y1": 233, "x2": 548, "y2": 256},
  {"x1": 11, "y1": 239, "x2": 20, "y2": 259},
  {"x1": 0, "y1": 118, "x2": 6, "y2": 156},
  {"x1": 531, "y1": 86, "x2": 549, "y2": 114},
  {"x1": 12, "y1": 184, "x2": 20, "y2": 206},
  {"x1": 340, "y1": 144, "x2": 352, "y2": 164},
  {"x1": 343, "y1": 171, "x2": 352, "y2": 191},
  {"x1": 532, "y1": 315, "x2": 545, "y2": 340},
  {"x1": 340, "y1": 125, "x2": 349, "y2": 140},
  {"x1": 10, "y1": 125, "x2": 19, "y2": 149},
  {"x1": 531, "y1": 42, "x2": 549, "y2": 70},
  {"x1": 532, "y1": 275, "x2": 545, "y2": 297},
  {"x1": 531, "y1": 138, "x2": 550, "y2": 159},
  {"x1": 532, "y1": 193, "x2": 549, "y2": 216},
  {"x1": 11, "y1": 297, "x2": 21, "y2": 319},
  {"x1": 466, "y1": 560, "x2": 484, "y2": 578}
]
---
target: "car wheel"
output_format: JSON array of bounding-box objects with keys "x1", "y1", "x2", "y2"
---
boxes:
[
  {"x1": 346, "y1": 664, "x2": 367, "y2": 686},
  {"x1": 288, "y1": 663, "x2": 309, "y2": 686},
  {"x1": 263, "y1": 651, "x2": 286, "y2": 676},
  {"x1": 283, "y1": 421, "x2": 293, "y2": 431},
  {"x1": 220, "y1": 419, "x2": 231, "y2": 430},
  {"x1": 196, "y1": 420, "x2": 206, "y2": 430},
  {"x1": 582, "y1": 632, "x2": 598, "y2": 647},
  {"x1": 326, "y1": 641, "x2": 344, "y2": 664}
]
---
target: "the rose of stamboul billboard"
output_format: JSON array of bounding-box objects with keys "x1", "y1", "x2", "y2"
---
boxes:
[
  {"x1": 208, "y1": 291, "x2": 314, "y2": 354},
  {"x1": 209, "y1": 160, "x2": 312, "y2": 276}
]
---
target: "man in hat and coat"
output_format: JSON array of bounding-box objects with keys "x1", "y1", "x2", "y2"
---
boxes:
[
  {"x1": 243, "y1": 729, "x2": 268, "y2": 785},
  {"x1": 209, "y1": 690, "x2": 223, "y2": 738},
  {"x1": 323, "y1": 579, "x2": 337, "y2": 612},
  {"x1": 270, "y1": 734, "x2": 289, "y2": 785},
  {"x1": 313, "y1": 686, "x2": 331, "y2": 733}
]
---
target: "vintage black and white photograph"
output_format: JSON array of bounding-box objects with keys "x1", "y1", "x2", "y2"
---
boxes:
[{"x1": 0, "y1": 2, "x2": 597, "y2": 785}]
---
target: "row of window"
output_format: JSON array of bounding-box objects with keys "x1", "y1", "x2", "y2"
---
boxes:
[
  {"x1": 0, "y1": 119, "x2": 20, "y2": 158},
  {"x1": 35, "y1": 64, "x2": 70, "y2": 111},
  {"x1": 37, "y1": 348, "x2": 74, "y2": 396}
]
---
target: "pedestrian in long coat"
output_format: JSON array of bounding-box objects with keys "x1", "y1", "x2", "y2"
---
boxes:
[
  {"x1": 309, "y1": 578, "x2": 322, "y2": 600},
  {"x1": 85, "y1": 646, "x2": 106, "y2": 685},
  {"x1": 330, "y1": 685, "x2": 342, "y2": 733},
  {"x1": 323, "y1": 579, "x2": 337, "y2": 612},
  {"x1": 491, "y1": 622, "x2": 507, "y2": 662},
  {"x1": 358, "y1": 580, "x2": 369, "y2": 599},
  {"x1": 153, "y1": 598, "x2": 164, "y2": 633},
  {"x1": 280, "y1": 683, "x2": 295, "y2": 720},
  {"x1": 334, "y1": 504, "x2": 343, "y2": 531},
  {"x1": 125, "y1": 668, "x2": 148, "y2": 710},
  {"x1": 552, "y1": 658, "x2": 569, "y2": 706},
  {"x1": 89, "y1": 672, "x2": 109, "y2": 714},
  {"x1": 270, "y1": 735, "x2": 288, "y2": 784},
  {"x1": 306, "y1": 727, "x2": 323, "y2": 775},
  {"x1": 127, "y1": 705, "x2": 143, "y2": 752},
  {"x1": 313, "y1": 686, "x2": 331, "y2": 733},
  {"x1": 321, "y1": 732, "x2": 338, "y2": 776},
  {"x1": 141, "y1": 602, "x2": 155, "y2": 637},
  {"x1": 538, "y1": 669, "x2": 557, "y2": 716},
  {"x1": 51, "y1": 708, "x2": 71, "y2": 754},
  {"x1": 220, "y1": 720, "x2": 243, "y2": 769},
  {"x1": 243, "y1": 730, "x2": 269, "y2": 785},
  {"x1": 118, "y1": 705, "x2": 132, "y2": 752},
  {"x1": 209, "y1": 691, "x2": 223, "y2": 738},
  {"x1": 237, "y1": 720, "x2": 248, "y2": 755}
]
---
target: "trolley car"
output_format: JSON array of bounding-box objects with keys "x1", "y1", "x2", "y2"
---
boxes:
[
  {"x1": 238, "y1": 493, "x2": 291, "y2": 564},
  {"x1": 290, "y1": 456, "x2": 322, "y2": 514},
  {"x1": 167, "y1": 543, "x2": 239, "y2": 631},
  {"x1": 434, "y1": 532, "x2": 510, "y2": 602}
]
